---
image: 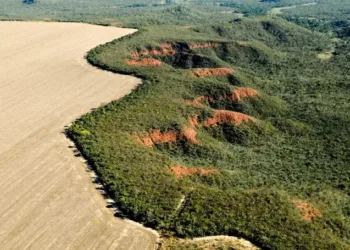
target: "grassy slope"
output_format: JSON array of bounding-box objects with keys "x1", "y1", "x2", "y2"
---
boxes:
[{"x1": 68, "y1": 17, "x2": 350, "y2": 249}]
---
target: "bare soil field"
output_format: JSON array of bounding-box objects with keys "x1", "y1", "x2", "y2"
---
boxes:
[
  {"x1": 161, "y1": 236, "x2": 259, "y2": 250},
  {"x1": 0, "y1": 22, "x2": 157, "y2": 250},
  {"x1": 268, "y1": 2, "x2": 317, "y2": 15}
]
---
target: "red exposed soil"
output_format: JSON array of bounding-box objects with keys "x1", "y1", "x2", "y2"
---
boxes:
[
  {"x1": 186, "y1": 87, "x2": 258, "y2": 108},
  {"x1": 188, "y1": 114, "x2": 200, "y2": 128},
  {"x1": 184, "y1": 99, "x2": 204, "y2": 108},
  {"x1": 169, "y1": 164, "x2": 220, "y2": 178},
  {"x1": 292, "y1": 200, "x2": 323, "y2": 221},
  {"x1": 194, "y1": 95, "x2": 217, "y2": 103},
  {"x1": 192, "y1": 96, "x2": 214, "y2": 103},
  {"x1": 132, "y1": 128, "x2": 199, "y2": 147},
  {"x1": 130, "y1": 48, "x2": 175, "y2": 57},
  {"x1": 126, "y1": 58, "x2": 162, "y2": 67},
  {"x1": 189, "y1": 42, "x2": 221, "y2": 50},
  {"x1": 192, "y1": 68, "x2": 234, "y2": 77},
  {"x1": 160, "y1": 43, "x2": 172, "y2": 49},
  {"x1": 202, "y1": 110, "x2": 255, "y2": 127},
  {"x1": 181, "y1": 126, "x2": 199, "y2": 144},
  {"x1": 150, "y1": 129, "x2": 178, "y2": 144},
  {"x1": 131, "y1": 134, "x2": 154, "y2": 147},
  {"x1": 232, "y1": 88, "x2": 258, "y2": 102},
  {"x1": 196, "y1": 96, "x2": 207, "y2": 101}
]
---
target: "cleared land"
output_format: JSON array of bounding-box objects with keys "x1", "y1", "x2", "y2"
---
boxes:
[
  {"x1": 268, "y1": 2, "x2": 317, "y2": 15},
  {"x1": 0, "y1": 22, "x2": 157, "y2": 250}
]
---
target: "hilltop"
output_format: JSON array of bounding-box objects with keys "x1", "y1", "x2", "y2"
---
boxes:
[{"x1": 69, "y1": 17, "x2": 350, "y2": 249}]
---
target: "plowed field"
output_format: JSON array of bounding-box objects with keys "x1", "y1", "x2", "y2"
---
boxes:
[{"x1": 0, "y1": 21, "x2": 157, "y2": 250}]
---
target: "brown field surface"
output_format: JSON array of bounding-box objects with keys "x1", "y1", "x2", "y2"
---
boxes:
[
  {"x1": 0, "y1": 22, "x2": 158, "y2": 250},
  {"x1": 161, "y1": 236, "x2": 259, "y2": 250}
]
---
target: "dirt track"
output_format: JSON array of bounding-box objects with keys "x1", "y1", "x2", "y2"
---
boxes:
[{"x1": 0, "y1": 22, "x2": 157, "y2": 250}]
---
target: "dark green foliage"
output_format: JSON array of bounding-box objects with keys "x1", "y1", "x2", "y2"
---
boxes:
[
  {"x1": 175, "y1": 188, "x2": 347, "y2": 249},
  {"x1": 206, "y1": 120, "x2": 275, "y2": 146},
  {"x1": 67, "y1": 17, "x2": 350, "y2": 249},
  {"x1": 23, "y1": 0, "x2": 35, "y2": 4},
  {"x1": 281, "y1": 0, "x2": 350, "y2": 39},
  {"x1": 161, "y1": 53, "x2": 219, "y2": 69},
  {"x1": 219, "y1": 0, "x2": 315, "y2": 16},
  {"x1": 7, "y1": 0, "x2": 350, "y2": 248},
  {"x1": 262, "y1": 20, "x2": 288, "y2": 41}
]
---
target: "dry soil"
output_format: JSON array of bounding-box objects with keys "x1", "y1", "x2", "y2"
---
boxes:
[{"x1": 0, "y1": 21, "x2": 158, "y2": 250}]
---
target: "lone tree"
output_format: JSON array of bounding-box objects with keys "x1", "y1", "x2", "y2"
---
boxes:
[{"x1": 23, "y1": 0, "x2": 35, "y2": 4}]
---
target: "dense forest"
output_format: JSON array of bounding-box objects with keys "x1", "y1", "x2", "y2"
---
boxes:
[
  {"x1": 69, "y1": 14, "x2": 349, "y2": 250},
  {"x1": 2, "y1": 0, "x2": 350, "y2": 36},
  {"x1": 3, "y1": 0, "x2": 350, "y2": 249}
]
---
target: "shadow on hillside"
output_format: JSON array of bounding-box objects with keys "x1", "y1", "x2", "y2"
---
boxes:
[{"x1": 62, "y1": 128, "x2": 129, "y2": 220}]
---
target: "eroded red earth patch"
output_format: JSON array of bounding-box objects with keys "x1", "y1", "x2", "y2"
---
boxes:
[
  {"x1": 188, "y1": 114, "x2": 200, "y2": 128},
  {"x1": 292, "y1": 200, "x2": 322, "y2": 222},
  {"x1": 192, "y1": 68, "x2": 234, "y2": 77},
  {"x1": 232, "y1": 88, "x2": 258, "y2": 102},
  {"x1": 160, "y1": 43, "x2": 172, "y2": 49},
  {"x1": 184, "y1": 99, "x2": 204, "y2": 108},
  {"x1": 132, "y1": 128, "x2": 199, "y2": 147},
  {"x1": 150, "y1": 129, "x2": 178, "y2": 144},
  {"x1": 185, "y1": 88, "x2": 258, "y2": 109},
  {"x1": 170, "y1": 164, "x2": 220, "y2": 178},
  {"x1": 181, "y1": 126, "x2": 199, "y2": 144},
  {"x1": 127, "y1": 58, "x2": 162, "y2": 67},
  {"x1": 130, "y1": 48, "x2": 175, "y2": 57},
  {"x1": 203, "y1": 110, "x2": 255, "y2": 127}
]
